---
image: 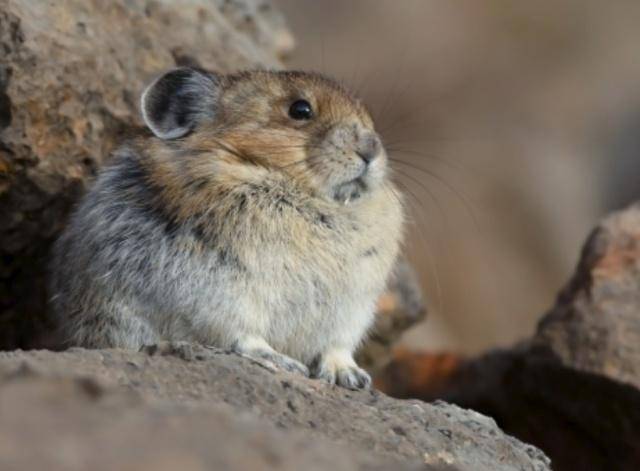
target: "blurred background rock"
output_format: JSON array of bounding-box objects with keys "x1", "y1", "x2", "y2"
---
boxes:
[{"x1": 277, "y1": 0, "x2": 640, "y2": 354}]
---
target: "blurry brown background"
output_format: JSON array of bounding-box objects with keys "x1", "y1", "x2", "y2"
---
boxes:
[{"x1": 276, "y1": 0, "x2": 640, "y2": 354}]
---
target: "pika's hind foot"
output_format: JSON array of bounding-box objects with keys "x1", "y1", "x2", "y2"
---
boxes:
[
  {"x1": 313, "y1": 349, "x2": 372, "y2": 390},
  {"x1": 232, "y1": 335, "x2": 309, "y2": 377}
]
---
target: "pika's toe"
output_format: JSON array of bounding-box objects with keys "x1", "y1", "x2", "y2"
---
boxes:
[
  {"x1": 315, "y1": 367, "x2": 337, "y2": 385},
  {"x1": 271, "y1": 353, "x2": 310, "y2": 377},
  {"x1": 336, "y1": 366, "x2": 371, "y2": 390},
  {"x1": 243, "y1": 349, "x2": 309, "y2": 377}
]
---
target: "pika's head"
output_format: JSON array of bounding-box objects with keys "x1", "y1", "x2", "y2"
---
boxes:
[{"x1": 141, "y1": 67, "x2": 388, "y2": 203}]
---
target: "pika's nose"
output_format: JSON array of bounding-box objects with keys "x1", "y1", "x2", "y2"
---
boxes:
[{"x1": 356, "y1": 133, "x2": 381, "y2": 165}]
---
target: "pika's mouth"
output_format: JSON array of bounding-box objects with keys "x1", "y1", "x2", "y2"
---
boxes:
[{"x1": 333, "y1": 177, "x2": 368, "y2": 205}]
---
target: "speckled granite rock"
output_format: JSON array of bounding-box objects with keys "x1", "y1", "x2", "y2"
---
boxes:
[{"x1": 0, "y1": 345, "x2": 550, "y2": 471}]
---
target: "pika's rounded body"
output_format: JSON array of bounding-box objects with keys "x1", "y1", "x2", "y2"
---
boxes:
[{"x1": 50, "y1": 68, "x2": 403, "y2": 388}]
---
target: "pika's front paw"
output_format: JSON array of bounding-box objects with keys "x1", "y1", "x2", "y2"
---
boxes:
[
  {"x1": 313, "y1": 349, "x2": 372, "y2": 390},
  {"x1": 316, "y1": 364, "x2": 372, "y2": 390},
  {"x1": 251, "y1": 349, "x2": 310, "y2": 377},
  {"x1": 231, "y1": 336, "x2": 309, "y2": 377}
]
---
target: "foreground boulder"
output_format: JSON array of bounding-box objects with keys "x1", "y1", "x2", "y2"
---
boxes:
[
  {"x1": 0, "y1": 375, "x2": 414, "y2": 471},
  {"x1": 379, "y1": 202, "x2": 640, "y2": 471},
  {"x1": 0, "y1": 344, "x2": 550, "y2": 471}
]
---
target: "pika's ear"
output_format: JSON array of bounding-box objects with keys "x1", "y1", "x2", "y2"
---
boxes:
[{"x1": 140, "y1": 67, "x2": 220, "y2": 139}]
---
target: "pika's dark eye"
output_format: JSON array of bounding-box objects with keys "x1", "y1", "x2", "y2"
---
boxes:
[{"x1": 288, "y1": 99, "x2": 313, "y2": 120}]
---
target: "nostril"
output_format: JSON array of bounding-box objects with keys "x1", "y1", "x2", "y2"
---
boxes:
[
  {"x1": 356, "y1": 150, "x2": 375, "y2": 164},
  {"x1": 356, "y1": 134, "x2": 381, "y2": 165}
]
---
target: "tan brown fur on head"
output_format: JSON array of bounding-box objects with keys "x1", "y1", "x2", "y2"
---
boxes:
[{"x1": 139, "y1": 67, "x2": 387, "y2": 215}]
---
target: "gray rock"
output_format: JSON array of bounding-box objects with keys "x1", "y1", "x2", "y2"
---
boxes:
[
  {"x1": 0, "y1": 345, "x2": 550, "y2": 471},
  {"x1": 0, "y1": 373, "x2": 418, "y2": 471}
]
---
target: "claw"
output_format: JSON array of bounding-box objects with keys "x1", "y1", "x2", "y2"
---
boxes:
[
  {"x1": 313, "y1": 349, "x2": 371, "y2": 390},
  {"x1": 337, "y1": 366, "x2": 371, "y2": 390}
]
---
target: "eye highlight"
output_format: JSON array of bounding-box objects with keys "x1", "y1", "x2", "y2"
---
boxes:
[{"x1": 288, "y1": 99, "x2": 313, "y2": 120}]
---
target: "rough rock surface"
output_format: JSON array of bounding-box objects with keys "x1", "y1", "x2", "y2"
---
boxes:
[
  {"x1": 0, "y1": 344, "x2": 550, "y2": 471},
  {"x1": 379, "y1": 203, "x2": 640, "y2": 471},
  {"x1": 535, "y1": 203, "x2": 640, "y2": 387},
  {"x1": 0, "y1": 375, "x2": 414, "y2": 471}
]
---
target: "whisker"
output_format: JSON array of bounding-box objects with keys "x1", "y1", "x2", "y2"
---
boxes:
[
  {"x1": 390, "y1": 158, "x2": 479, "y2": 232},
  {"x1": 387, "y1": 146, "x2": 469, "y2": 178},
  {"x1": 392, "y1": 179, "x2": 444, "y2": 316},
  {"x1": 391, "y1": 167, "x2": 448, "y2": 234}
]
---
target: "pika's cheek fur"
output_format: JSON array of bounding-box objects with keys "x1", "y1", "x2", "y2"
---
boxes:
[{"x1": 49, "y1": 67, "x2": 404, "y2": 390}]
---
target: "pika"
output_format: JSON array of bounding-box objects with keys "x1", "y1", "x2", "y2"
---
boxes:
[{"x1": 49, "y1": 67, "x2": 403, "y2": 389}]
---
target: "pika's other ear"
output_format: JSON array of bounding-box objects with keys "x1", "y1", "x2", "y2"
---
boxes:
[{"x1": 140, "y1": 67, "x2": 220, "y2": 139}]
